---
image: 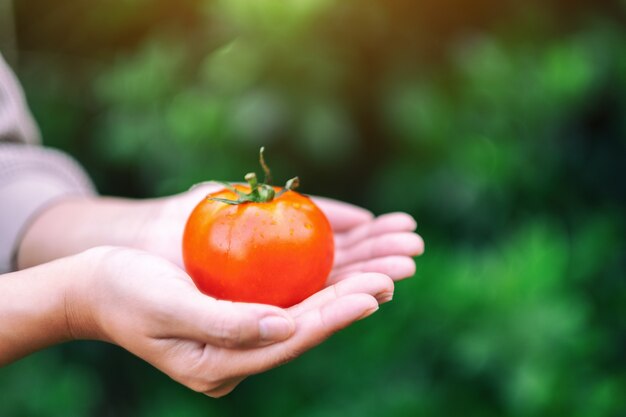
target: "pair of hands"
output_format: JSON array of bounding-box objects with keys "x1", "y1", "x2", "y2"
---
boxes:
[{"x1": 16, "y1": 184, "x2": 424, "y2": 397}]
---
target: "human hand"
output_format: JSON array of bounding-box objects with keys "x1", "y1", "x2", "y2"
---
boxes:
[
  {"x1": 142, "y1": 183, "x2": 424, "y2": 285},
  {"x1": 17, "y1": 182, "x2": 424, "y2": 288},
  {"x1": 312, "y1": 196, "x2": 424, "y2": 284},
  {"x1": 66, "y1": 246, "x2": 393, "y2": 397}
]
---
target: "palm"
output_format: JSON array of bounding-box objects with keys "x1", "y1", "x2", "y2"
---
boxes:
[
  {"x1": 145, "y1": 272, "x2": 392, "y2": 397},
  {"x1": 92, "y1": 247, "x2": 393, "y2": 397},
  {"x1": 151, "y1": 185, "x2": 424, "y2": 284}
]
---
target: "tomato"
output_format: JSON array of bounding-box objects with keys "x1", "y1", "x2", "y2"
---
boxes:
[{"x1": 182, "y1": 183, "x2": 334, "y2": 308}]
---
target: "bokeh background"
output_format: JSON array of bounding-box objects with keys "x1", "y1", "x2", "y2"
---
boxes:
[{"x1": 1, "y1": 0, "x2": 626, "y2": 415}]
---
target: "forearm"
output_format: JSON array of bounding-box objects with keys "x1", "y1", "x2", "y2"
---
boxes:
[
  {"x1": 0, "y1": 257, "x2": 75, "y2": 365},
  {"x1": 16, "y1": 196, "x2": 160, "y2": 269}
]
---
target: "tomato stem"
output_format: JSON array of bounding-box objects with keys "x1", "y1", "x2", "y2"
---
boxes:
[
  {"x1": 259, "y1": 146, "x2": 272, "y2": 184},
  {"x1": 245, "y1": 172, "x2": 259, "y2": 193},
  {"x1": 205, "y1": 148, "x2": 299, "y2": 205}
]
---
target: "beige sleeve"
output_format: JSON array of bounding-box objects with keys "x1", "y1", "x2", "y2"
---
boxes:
[
  {"x1": 0, "y1": 53, "x2": 96, "y2": 273},
  {"x1": 0, "y1": 144, "x2": 96, "y2": 273}
]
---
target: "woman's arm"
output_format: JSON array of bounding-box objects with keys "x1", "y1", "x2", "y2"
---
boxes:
[
  {"x1": 16, "y1": 196, "x2": 159, "y2": 269},
  {"x1": 1, "y1": 246, "x2": 393, "y2": 397},
  {"x1": 0, "y1": 256, "x2": 76, "y2": 364},
  {"x1": 17, "y1": 185, "x2": 423, "y2": 284}
]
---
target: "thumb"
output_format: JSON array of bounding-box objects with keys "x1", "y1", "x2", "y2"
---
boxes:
[
  {"x1": 166, "y1": 294, "x2": 296, "y2": 348},
  {"x1": 234, "y1": 293, "x2": 379, "y2": 375}
]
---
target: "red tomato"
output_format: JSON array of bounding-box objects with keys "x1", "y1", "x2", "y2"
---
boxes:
[{"x1": 182, "y1": 185, "x2": 334, "y2": 307}]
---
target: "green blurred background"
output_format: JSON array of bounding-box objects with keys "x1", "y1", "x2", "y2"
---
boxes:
[{"x1": 2, "y1": 0, "x2": 626, "y2": 415}]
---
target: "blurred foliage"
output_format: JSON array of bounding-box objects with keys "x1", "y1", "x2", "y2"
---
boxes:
[{"x1": 2, "y1": 0, "x2": 626, "y2": 415}]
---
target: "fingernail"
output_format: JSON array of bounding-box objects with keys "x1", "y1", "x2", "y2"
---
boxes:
[
  {"x1": 377, "y1": 292, "x2": 394, "y2": 304},
  {"x1": 358, "y1": 305, "x2": 379, "y2": 320},
  {"x1": 259, "y1": 316, "x2": 293, "y2": 342}
]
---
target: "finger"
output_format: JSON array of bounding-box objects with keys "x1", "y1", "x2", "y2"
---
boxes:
[
  {"x1": 164, "y1": 295, "x2": 295, "y2": 348},
  {"x1": 334, "y1": 232, "x2": 424, "y2": 268},
  {"x1": 165, "y1": 182, "x2": 224, "y2": 205},
  {"x1": 184, "y1": 181, "x2": 224, "y2": 198},
  {"x1": 334, "y1": 213, "x2": 417, "y2": 248},
  {"x1": 288, "y1": 273, "x2": 394, "y2": 317},
  {"x1": 204, "y1": 377, "x2": 245, "y2": 398},
  {"x1": 237, "y1": 293, "x2": 379, "y2": 375},
  {"x1": 330, "y1": 256, "x2": 416, "y2": 283},
  {"x1": 311, "y1": 197, "x2": 374, "y2": 232}
]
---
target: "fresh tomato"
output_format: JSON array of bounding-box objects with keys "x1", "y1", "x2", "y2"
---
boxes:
[{"x1": 182, "y1": 150, "x2": 334, "y2": 307}]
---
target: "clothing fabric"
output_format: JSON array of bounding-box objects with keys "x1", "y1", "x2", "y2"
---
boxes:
[{"x1": 0, "y1": 52, "x2": 95, "y2": 273}]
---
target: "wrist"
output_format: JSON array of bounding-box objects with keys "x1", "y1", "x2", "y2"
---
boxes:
[
  {"x1": 0, "y1": 246, "x2": 120, "y2": 365},
  {"x1": 16, "y1": 196, "x2": 159, "y2": 269},
  {"x1": 0, "y1": 254, "x2": 84, "y2": 364},
  {"x1": 61, "y1": 246, "x2": 119, "y2": 342}
]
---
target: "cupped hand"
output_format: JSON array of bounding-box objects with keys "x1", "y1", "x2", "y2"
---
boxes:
[
  {"x1": 69, "y1": 246, "x2": 393, "y2": 397},
  {"x1": 142, "y1": 183, "x2": 424, "y2": 285},
  {"x1": 312, "y1": 196, "x2": 424, "y2": 284}
]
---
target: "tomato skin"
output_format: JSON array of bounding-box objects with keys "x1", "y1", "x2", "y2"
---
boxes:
[{"x1": 182, "y1": 186, "x2": 334, "y2": 308}]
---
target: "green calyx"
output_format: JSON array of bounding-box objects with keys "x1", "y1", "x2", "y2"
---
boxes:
[{"x1": 208, "y1": 147, "x2": 300, "y2": 205}]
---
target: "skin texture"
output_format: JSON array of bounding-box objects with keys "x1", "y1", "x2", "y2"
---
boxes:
[
  {"x1": 12, "y1": 183, "x2": 425, "y2": 396},
  {"x1": 1, "y1": 246, "x2": 393, "y2": 397},
  {"x1": 18, "y1": 183, "x2": 425, "y2": 284},
  {"x1": 0, "y1": 257, "x2": 74, "y2": 364},
  {"x1": 183, "y1": 186, "x2": 334, "y2": 307}
]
